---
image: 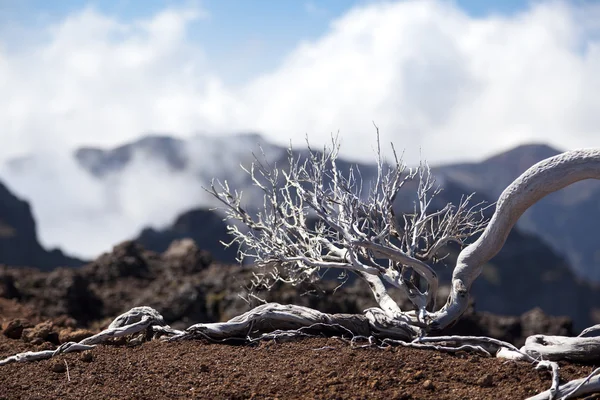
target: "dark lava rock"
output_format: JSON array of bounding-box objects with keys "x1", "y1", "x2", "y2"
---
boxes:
[
  {"x1": 163, "y1": 239, "x2": 212, "y2": 274},
  {"x1": 2, "y1": 318, "x2": 32, "y2": 339},
  {"x1": 135, "y1": 208, "x2": 238, "y2": 264},
  {"x1": 0, "y1": 241, "x2": 581, "y2": 346},
  {"x1": 85, "y1": 241, "x2": 154, "y2": 282}
]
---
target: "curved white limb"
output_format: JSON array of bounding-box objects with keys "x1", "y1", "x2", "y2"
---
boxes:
[
  {"x1": 527, "y1": 368, "x2": 600, "y2": 400},
  {"x1": 520, "y1": 334, "x2": 600, "y2": 362},
  {"x1": 431, "y1": 149, "x2": 600, "y2": 329}
]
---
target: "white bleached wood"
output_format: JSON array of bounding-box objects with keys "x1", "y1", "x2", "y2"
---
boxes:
[
  {"x1": 0, "y1": 343, "x2": 95, "y2": 366},
  {"x1": 578, "y1": 324, "x2": 600, "y2": 338},
  {"x1": 527, "y1": 368, "x2": 600, "y2": 400},
  {"x1": 0, "y1": 307, "x2": 166, "y2": 366},
  {"x1": 169, "y1": 303, "x2": 418, "y2": 342},
  {"x1": 520, "y1": 335, "x2": 600, "y2": 362},
  {"x1": 535, "y1": 360, "x2": 560, "y2": 400},
  {"x1": 207, "y1": 133, "x2": 484, "y2": 328},
  {"x1": 431, "y1": 149, "x2": 600, "y2": 330}
]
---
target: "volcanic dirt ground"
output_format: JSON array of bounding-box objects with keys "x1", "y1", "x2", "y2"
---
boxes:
[{"x1": 0, "y1": 299, "x2": 598, "y2": 400}]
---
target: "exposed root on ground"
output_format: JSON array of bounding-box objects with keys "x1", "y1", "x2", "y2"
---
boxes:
[{"x1": 2, "y1": 304, "x2": 600, "y2": 399}]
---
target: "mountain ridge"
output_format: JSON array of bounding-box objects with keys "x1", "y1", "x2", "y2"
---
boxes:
[
  {"x1": 1, "y1": 135, "x2": 599, "y2": 328},
  {"x1": 5, "y1": 133, "x2": 599, "y2": 280},
  {"x1": 0, "y1": 180, "x2": 85, "y2": 270}
]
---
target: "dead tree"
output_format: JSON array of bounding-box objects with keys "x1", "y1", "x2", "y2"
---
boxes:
[
  {"x1": 3, "y1": 135, "x2": 600, "y2": 399},
  {"x1": 204, "y1": 133, "x2": 488, "y2": 339}
]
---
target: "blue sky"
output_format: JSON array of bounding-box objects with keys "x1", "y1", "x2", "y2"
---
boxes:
[
  {"x1": 2, "y1": 0, "x2": 349, "y2": 82},
  {"x1": 1, "y1": 0, "x2": 599, "y2": 162},
  {"x1": 1, "y1": 0, "x2": 534, "y2": 84}
]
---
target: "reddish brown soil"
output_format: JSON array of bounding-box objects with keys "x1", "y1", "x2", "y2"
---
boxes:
[{"x1": 1, "y1": 299, "x2": 598, "y2": 400}]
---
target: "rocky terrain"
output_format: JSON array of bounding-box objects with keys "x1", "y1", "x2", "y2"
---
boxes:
[
  {"x1": 0, "y1": 240, "x2": 596, "y2": 400},
  {"x1": 0, "y1": 239, "x2": 578, "y2": 346},
  {"x1": 2, "y1": 325, "x2": 598, "y2": 400}
]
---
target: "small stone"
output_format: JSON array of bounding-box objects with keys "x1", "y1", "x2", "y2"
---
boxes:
[
  {"x1": 413, "y1": 370, "x2": 424, "y2": 380},
  {"x1": 477, "y1": 374, "x2": 493, "y2": 387},
  {"x1": 391, "y1": 392, "x2": 412, "y2": 400},
  {"x1": 36, "y1": 342, "x2": 55, "y2": 351},
  {"x1": 369, "y1": 379, "x2": 379, "y2": 389},
  {"x1": 59, "y1": 329, "x2": 95, "y2": 344},
  {"x1": 2, "y1": 319, "x2": 30, "y2": 339},
  {"x1": 422, "y1": 380, "x2": 434, "y2": 390},
  {"x1": 326, "y1": 370, "x2": 338, "y2": 378},
  {"x1": 22, "y1": 321, "x2": 53, "y2": 343},
  {"x1": 46, "y1": 332, "x2": 60, "y2": 345},
  {"x1": 80, "y1": 351, "x2": 94, "y2": 362},
  {"x1": 51, "y1": 361, "x2": 66, "y2": 373}
]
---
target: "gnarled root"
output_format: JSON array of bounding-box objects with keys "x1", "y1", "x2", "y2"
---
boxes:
[
  {"x1": 4, "y1": 304, "x2": 600, "y2": 400},
  {"x1": 168, "y1": 303, "x2": 419, "y2": 342},
  {"x1": 521, "y1": 335, "x2": 600, "y2": 363},
  {"x1": 0, "y1": 304, "x2": 418, "y2": 366},
  {"x1": 0, "y1": 306, "x2": 167, "y2": 366},
  {"x1": 527, "y1": 368, "x2": 600, "y2": 400}
]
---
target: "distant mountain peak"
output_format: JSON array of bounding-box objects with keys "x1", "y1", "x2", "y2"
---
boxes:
[
  {"x1": 75, "y1": 134, "x2": 188, "y2": 177},
  {"x1": 484, "y1": 143, "x2": 562, "y2": 165}
]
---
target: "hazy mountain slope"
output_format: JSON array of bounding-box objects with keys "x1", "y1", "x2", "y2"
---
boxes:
[
  {"x1": 135, "y1": 208, "x2": 237, "y2": 263},
  {"x1": 0, "y1": 180, "x2": 85, "y2": 270},
  {"x1": 434, "y1": 144, "x2": 561, "y2": 198},
  {"x1": 75, "y1": 136, "x2": 188, "y2": 177},
  {"x1": 0, "y1": 133, "x2": 290, "y2": 258}
]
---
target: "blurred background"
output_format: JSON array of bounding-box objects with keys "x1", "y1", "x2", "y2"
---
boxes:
[{"x1": 1, "y1": 0, "x2": 600, "y2": 330}]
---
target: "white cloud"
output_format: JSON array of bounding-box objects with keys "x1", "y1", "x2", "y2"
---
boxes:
[
  {"x1": 240, "y1": 0, "x2": 600, "y2": 164},
  {"x1": 2, "y1": 1, "x2": 600, "y2": 163},
  {"x1": 2, "y1": 0, "x2": 600, "y2": 257},
  {"x1": 0, "y1": 4, "x2": 225, "y2": 161},
  {"x1": 0, "y1": 147, "x2": 212, "y2": 258}
]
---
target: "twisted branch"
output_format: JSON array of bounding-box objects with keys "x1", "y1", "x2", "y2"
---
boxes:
[
  {"x1": 206, "y1": 132, "x2": 485, "y2": 323},
  {"x1": 431, "y1": 149, "x2": 600, "y2": 330}
]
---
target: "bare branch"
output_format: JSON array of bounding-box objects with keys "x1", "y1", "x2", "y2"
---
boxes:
[
  {"x1": 205, "y1": 132, "x2": 488, "y2": 323},
  {"x1": 432, "y1": 148, "x2": 600, "y2": 331}
]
